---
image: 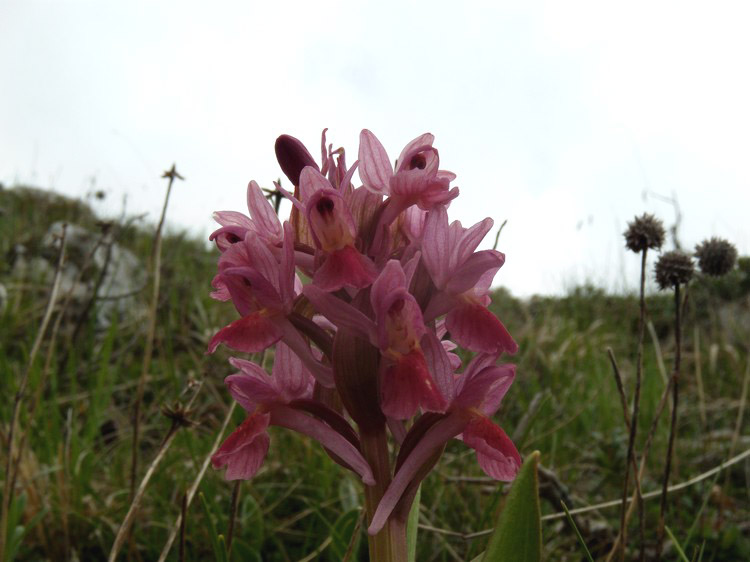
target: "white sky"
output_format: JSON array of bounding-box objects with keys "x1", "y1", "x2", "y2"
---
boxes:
[{"x1": 2, "y1": 0, "x2": 749, "y2": 296}]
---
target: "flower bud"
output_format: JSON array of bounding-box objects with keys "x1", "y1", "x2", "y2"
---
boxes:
[
  {"x1": 695, "y1": 237, "x2": 738, "y2": 277},
  {"x1": 624, "y1": 213, "x2": 666, "y2": 253},
  {"x1": 655, "y1": 250, "x2": 694, "y2": 290},
  {"x1": 275, "y1": 134, "x2": 319, "y2": 186}
]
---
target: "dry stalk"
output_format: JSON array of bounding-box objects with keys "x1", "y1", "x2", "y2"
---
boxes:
[
  {"x1": 694, "y1": 326, "x2": 707, "y2": 427},
  {"x1": 605, "y1": 371, "x2": 674, "y2": 562},
  {"x1": 157, "y1": 401, "x2": 238, "y2": 562},
  {"x1": 618, "y1": 248, "x2": 648, "y2": 561},
  {"x1": 130, "y1": 164, "x2": 183, "y2": 497},
  {"x1": 657, "y1": 284, "x2": 683, "y2": 559},
  {"x1": 423, "y1": 445, "x2": 750, "y2": 541},
  {"x1": 108, "y1": 380, "x2": 199, "y2": 562},
  {"x1": 0, "y1": 224, "x2": 68, "y2": 560}
]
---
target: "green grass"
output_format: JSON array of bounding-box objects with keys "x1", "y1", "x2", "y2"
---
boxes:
[{"x1": 1, "y1": 185, "x2": 749, "y2": 560}]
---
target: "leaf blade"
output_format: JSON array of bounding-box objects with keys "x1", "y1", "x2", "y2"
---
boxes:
[{"x1": 482, "y1": 451, "x2": 542, "y2": 562}]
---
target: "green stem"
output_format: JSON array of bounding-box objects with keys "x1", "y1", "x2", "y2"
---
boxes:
[{"x1": 360, "y1": 426, "x2": 407, "y2": 562}]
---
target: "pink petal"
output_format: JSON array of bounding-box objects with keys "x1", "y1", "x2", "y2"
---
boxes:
[
  {"x1": 303, "y1": 284, "x2": 375, "y2": 341},
  {"x1": 454, "y1": 364, "x2": 515, "y2": 413},
  {"x1": 401, "y1": 251, "x2": 421, "y2": 289},
  {"x1": 210, "y1": 274, "x2": 231, "y2": 301},
  {"x1": 453, "y1": 217, "x2": 494, "y2": 269},
  {"x1": 313, "y1": 246, "x2": 378, "y2": 291},
  {"x1": 446, "y1": 250, "x2": 505, "y2": 295},
  {"x1": 421, "y1": 207, "x2": 451, "y2": 289},
  {"x1": 212, "y1": 210, "x2": 254, "y2": 229},
  {"x1": 225, "y1": 360, "x2": 278, "y2": 410},
  {"x1": 415, "y1": 183, "x2": 458, "y2": 211},
  {"x1": 279, "y1": 320, "x2": 335, "y2": 388},
  {"x1": 210, "y1": 226, "x2": 248, "y2": 252},
  {"x1": 304, "y1": 187, "x2": 357, "y2": 251},
  {"x1": 395, "y1": 133, "x2": 435, "y2": 172},
  {"x1": 380, "y1": 350, "x2": 447, "y2": 420},
  {"x1": 270, "y1": 406, "x2": 375, "y2": 485},
  {"x1": 278, "y1": 222, "x2": 296, "y2": 308},
  {"x1": 462, "y1": 416, "x2": 521, "y2": 481},
  {"x1": 370, "y1": 260, "x2": 406, "y2": 312},
  {"x1": 211, "y1": 413, "x2": 271, "y2": 481},
  {"x1": 221, "y1": 267, "x2": 280, "y2": 312},
  {"x1": 375, "y1": 289, "x2": 426, "y2": 354},
  {"x1": 207, "y1": 312, "x2": 283, "y2": 354},
  {"x1": 299, "y1": 165, "x2": 334, "y2": 203},
  {"x1": 358, "y1": 129, "x2": 392, "y2": 195},
  {"x1": 247, "y1": 180, "x2": 282, "y2": 242},
  {"x1": 401, "y1": 205, "x2": 428, "y2": 243},
  {"x1": 337, "y1": 159, "x2": 359, "y2": 193},
  {"x1": 420, "y1": 331, "x2": 455, "y2": 404},
  {"x1": 368, "y1": 412, "x2": 466, "y2": 535},
  {"x1": 271, "y1": 342, "x2": 314, "y2": 401},
  {"x1": 446, "y1": 303, "x2": 518, "y2": 355}
]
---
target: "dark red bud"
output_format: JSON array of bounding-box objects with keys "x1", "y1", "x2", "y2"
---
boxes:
[{"x1": 275, "y1": 135, "x2": 319, "y2": 186}]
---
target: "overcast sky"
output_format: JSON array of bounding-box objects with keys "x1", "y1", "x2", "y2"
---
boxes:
[{"x1": 2, "y1": 0, "x2": 749, "y2": 296}]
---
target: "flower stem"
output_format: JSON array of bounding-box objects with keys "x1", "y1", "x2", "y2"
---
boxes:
[
  {"x1": 360, "y1": 426, "x2": 407, "y2": 562},
  {"x1": 657, "y1": 283, "x2": 682, "y2": 560}
]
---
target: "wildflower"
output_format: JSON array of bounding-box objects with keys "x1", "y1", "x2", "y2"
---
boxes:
[
  {"x1": 368, "y1": 345, "x2": 520, "y2": 535},
  {"x1": 208, "y1": 222, "x2": 333, "y2": 386},
  {"x1": 212, "y1": 343, "x2": 374, "y2": 484},
  {"x1": 210, "y1": 180, "x2": 283, "y2": 252},
  {"x1": 422, "y1": 206, "x2": 517, "y2": 355},
  {"x1": 209, "y1": 129, "x2": 521, "y2": 551},
  {"x1": 695, "y1": 237, "x2": 737, "y2": 277}
]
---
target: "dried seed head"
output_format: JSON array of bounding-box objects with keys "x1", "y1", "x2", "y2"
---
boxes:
[
  {"x1": 161, "y1": 402, "x2": 196, "y2": 428},
  {"x1": 695, "y1": 237, "x2": 738, "y2": 277},
  {"x1": 624, "y1": 213, "x2": 666, "y2": 253},
  {"x1": 655, "y1": 250, "x2": 694, "y2": 290}
]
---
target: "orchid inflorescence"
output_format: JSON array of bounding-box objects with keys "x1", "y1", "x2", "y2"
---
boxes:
[{"x1": 207, "y1": 129, "x2": 521, "y2": 540}]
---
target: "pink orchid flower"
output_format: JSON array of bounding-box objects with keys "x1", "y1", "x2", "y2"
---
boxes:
[
  {"x1": 304, "y1": 259, "x2": 447, "y2": 420},
  {"x1": 209, "y1": 129, "x2": 522, "y2": 558},
  {"x1": 358, "y1": 129, "x2": 459, "y2": 212},
  {"x1": 212, "y1": 343, "x2": 374, "y2": 485},
  {"x1": 210, "y1": 180, "x2": 283, "y2": 252},
  {"x1": 208, "y1": 222, "x2": 334, "y2": 387},
  {"x1": 371, "y1": 260, "x2": 447, "y2": 418},
  {"x1": 421, "y1": 205, "x2": 518, "y2": 355},
  {"x1": 284, "y1": 166, "x2": 378, "y2": 291},
  {"x1": 367, "y1": 349, "x2": 520, "y2": 535}
]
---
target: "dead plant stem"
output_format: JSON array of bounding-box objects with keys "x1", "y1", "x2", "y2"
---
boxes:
[
  {"x1": 0, "y1": 224, "x2": 67, "y2": 561},
  {"x1": 657, "y1": 284, "x2": 682, "y2": 560},
  {"x1": 130, "y1": 164, "x2": 182, "y2": 498}
]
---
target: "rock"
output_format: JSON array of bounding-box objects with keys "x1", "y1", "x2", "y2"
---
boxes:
[{"x1": 12, "y1": 222, "x2": 147, "y2": 327}]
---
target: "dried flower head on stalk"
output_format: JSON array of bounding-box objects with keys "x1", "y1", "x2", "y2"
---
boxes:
[
  {"x1": 695, "y1": 237, "x2": 738, "y2": 277},
  {"x1": 655, "y1": 250, "x2": 694, "y2": 290},
  {"x1": 206, "y1": 129, "x2": 521, "y2": 553},
  {"x1": 624, "y1": 213, "x2": 666, "y2": 253}
]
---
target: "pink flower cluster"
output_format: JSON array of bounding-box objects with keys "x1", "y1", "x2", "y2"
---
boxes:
[{"x1": 208, "y1": 129, "x2": 521, "y2": 535}]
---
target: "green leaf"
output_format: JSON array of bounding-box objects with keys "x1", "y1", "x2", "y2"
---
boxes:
[
  {"x1": 665, "y1": 525, "x2": 690, "y2": 562},
  {"x1": 199, "y1": 492, "x2": 228, "y2": 562},
  {"x1": 560, "y1": 500, "x2": 593, "y2": 562},
  {"x1": 407, "y1": 486, "x2": 421, "y2": 562},
  {"x1": 328, "y1": 508, "x2": 362, "y2": 560},
  {"x1": 481, "y1": 450, "x2": 542, "y2": 562}
]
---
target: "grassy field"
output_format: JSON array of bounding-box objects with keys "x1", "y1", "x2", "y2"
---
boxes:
[{"x1": 1, "y1": 185, "x2": 749, "y2": 561}]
